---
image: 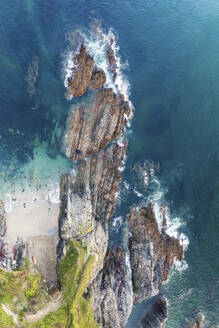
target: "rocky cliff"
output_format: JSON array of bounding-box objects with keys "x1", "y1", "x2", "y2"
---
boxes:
[
  {"x1": 0, "y1": 200, "x2": 6, "y2": 237},
  {"x1": 58, "y1": 141, "x2": 127, "y2": 280},
  {"x1": 58, "y1": 33, "x2": 184, "y2": 328},
  {"x1": 88, "y1": 203, "x2": 183, "y2": 327},
  {"x1": 141, "y1": 297, "x2": 168, "y2": 328},
  {"x1": 64, "y1": 88, "x2": 130, "y2": 161},
  {"x1": 129, "y1": 205, "x2": 183, "y2": 304}
]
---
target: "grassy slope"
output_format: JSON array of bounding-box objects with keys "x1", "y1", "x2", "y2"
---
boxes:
[{"x1": 0, "y1": 240, "x2": 100, "y2": 328}]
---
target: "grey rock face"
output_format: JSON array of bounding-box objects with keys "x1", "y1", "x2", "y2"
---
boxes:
[
  {"x1": 90, "y1": 247, "x2": 133, "y2": 328},
  {"x1": 61, "y1": 38, "x2": 183, "y2": 328},
  {"x1": 141, "y1": 297, "x2": 168, "y2": 328},
  {"x1": 129, "y1": 205, "x2": 183, "y2": 304},
  {"x1": 58, "y1": 142, "x2": 127, "y2": 281},
  {"x1": 0, "y1": 200, "x2": 6, "y2": 237}
]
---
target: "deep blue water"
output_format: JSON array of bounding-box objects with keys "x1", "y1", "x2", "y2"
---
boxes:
[{"x1": 0, "y1": 0, "x2": 219, "y2": 326}]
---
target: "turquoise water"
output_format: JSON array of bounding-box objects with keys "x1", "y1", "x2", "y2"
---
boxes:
[{"x1": 1, "y1": 0, "x2": 219, "y2": 326}]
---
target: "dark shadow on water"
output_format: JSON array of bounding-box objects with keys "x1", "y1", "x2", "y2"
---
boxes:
[{"x1": 144, "y1": 94, "x2": 181, "y2": 137}]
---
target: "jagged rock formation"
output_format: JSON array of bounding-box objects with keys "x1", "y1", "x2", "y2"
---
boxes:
[
  {"x1": 129, "y1": 205, "x2": 183, "y2": 304},
  {"x1": 141, "y1": 297, "x2": 168, "y2": 328},
  {"x1": 58, "y1": 142, "x2": 127, "y2": 281},
  {"x1": 90, "y1": 68, "x2": 106, "y2": 89},
  {"x1": 0, "y1": 200, "x2": 6, "y2": 237},
  {"x1": 67, "y1": 43, "x2": 107, "y2": 97},
  {"x1": 64, "y1": 88, "x2": 130, "y2": 161},
  {"x1": 90, "y1": 247, "x2": 133, "y2": 328},
  {"x1": 106, "y1": 37, "x2": 117, "y2": 80},
  {"x1": 0, "y1": 237, "x2": 26, "y2": 270},
  {"x1": 89, "y1": 204, "x2": 183, "y2": 327},
  {"x1": 58, "y1": 36, "x2": 183, "y2": 328},
  {"x1": 67, "y1": 43, "x2": 94, "y2": 97}
]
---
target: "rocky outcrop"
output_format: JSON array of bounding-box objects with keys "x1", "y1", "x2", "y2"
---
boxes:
[
  {"x1": 89, "y1": 204, "x2": 183, "y2": 327},
  {"x1": 129, "y1": 205, "x2": 183, "y2": 304},
  {"x1": 58, "y1": 142, "x2": 127, "y2": 281},
  {"x1": 64, "y1": 88, "x2": 131, "y2": 161},
  {"x1": 184, "y1": 312, "x2": 204, "y2": 328},
  {"x1": 0, "y1": 200, "x2": 6, "y2": 237},
  {"x1": 90, "y1": 68, "x2": 106, "y2": 89},
  {"x1": 90, "y1": 247, "x2": 133, "y2": 328},
  {"x1": 60, "y1": 36, "x2": 183, "y2": 328},
  {"x1": 106, "y1": 37, "x2": 118, "y2": 80},
  {"x1": 141, "y1": 297, "x2": 168, "y2": 328},
  {"x1": 67, "y1": 43, "x2": 94, "y2": 97}
]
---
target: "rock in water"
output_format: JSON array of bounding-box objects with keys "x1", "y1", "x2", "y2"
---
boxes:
[
  {"x1": 64, "y1": 88, "x2": 131, "y2": 161},
  {"x1": 141, "y1": 297, "x2": 168, "y2": 328},
  {"x1": 67, "y1": 43, "x2": 94, "y2": 97},
  {"x1": 129, "y1": 204, "x2": 183, "y2": 304},
  {"x1": 183, "y1": 312, "x2": 204, "y2": 328},
  {"x1": 0, "y1": 200, "x2": 6, "y2": 237},
  {"x1": 61, "y1": 38, "x2": 183, "y2": 328}
]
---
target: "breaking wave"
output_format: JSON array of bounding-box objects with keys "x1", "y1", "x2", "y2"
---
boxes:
[{"x1": 62, "y1": 24, "x2": 134, "y2": 116}]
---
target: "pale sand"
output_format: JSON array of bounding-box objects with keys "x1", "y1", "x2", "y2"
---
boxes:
[
  {"x1": 4, "y1": 199, "x2": 59, "y2": 245},
  {"x1": 2, "y1": 185, "x2": 60, "y2": 246},
  {"x1": 2, "y1": 186, "x2": 60, "y2": 283}
]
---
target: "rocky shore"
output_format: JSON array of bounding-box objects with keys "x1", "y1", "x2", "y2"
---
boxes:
[
  {"x1": 0, "y1": 32, "x2": 185, "y2": 328},
  {"x1": 58, "y1": 35, "x2": 184, "y2": 327}
]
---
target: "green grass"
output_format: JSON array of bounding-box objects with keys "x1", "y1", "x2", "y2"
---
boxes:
[
  {"x1": 0, "y1": 304, "x2": 16, "y2": 327},
  {"x1": 23, "y1": 240, "x2": 99, "y2": 328},
  {"x1": 0, "y1": 264, "x2": 49, "y2": 317}
]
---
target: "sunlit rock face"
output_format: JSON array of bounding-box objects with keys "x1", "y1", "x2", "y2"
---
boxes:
[
  {"x1": 58, "y1": 141, "x2": 127, "y2": 282},
  {"x1": 67, "y1": 43, "x2": 94, "y2": 97},
  {"x1": 89, "y1": 204, "x2": 183, "y2": 328},
  {"x1": 90, "y1": 247, "x2": 133, "y2": 328},
  {"x1": 129, "y1": 204, "x2": 183, "y2": 304},
  {"x1": 64, "y1": 87, "x2": 130, "y2": 162}
]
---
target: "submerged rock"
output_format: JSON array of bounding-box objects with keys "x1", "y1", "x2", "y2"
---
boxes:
[
  {"x1": 64, "y1": 88, "x2": 131, "y2": 161},
  {"x1": 141, "y1": 297, "x2": 168, "y2": 328},
  {"x1": 129, "y1": 204, "x2": 183, "y2": 304},
  {"x1": 0, "y1": 200, "x2": 6, "y2": 237},
  {"x1": 183, "y1": 312, "x2": 204, "y2": 328}
]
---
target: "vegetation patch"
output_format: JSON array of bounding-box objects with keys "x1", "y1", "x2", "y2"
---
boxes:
[
  {"x1": 21, "y1": 240, "x2": 99, "y2": 327},
  {"x1": 0, "y1": 241, "x2": 99, "y2": 327},
  {"x1": 0, "y1": 261, "x2": 49, "y2": 322},
  {"x1": 0, "y1": 304, "x2": 16, "y2": 328}
]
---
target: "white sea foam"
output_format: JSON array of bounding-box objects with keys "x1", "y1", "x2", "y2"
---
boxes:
[
  {"x1": 62, "y1": 26, "x2": 134, "y2": 117},
  {"x1": 136, "y1": 161, "x2": 190, "y2": 272},
  {"x1": 134, "y1": 188, "x2": 143, "y2": 198},
  {"x1": 112, "y1": 216, "x2": 123, "y2": 232},
  {"x1": 48, "y1": 183, "x2": 60, "y2": 204}
]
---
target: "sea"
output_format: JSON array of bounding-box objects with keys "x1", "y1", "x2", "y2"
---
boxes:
[{"x1": 0, "y1": 0, "x2": 219, "y2": 327}]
